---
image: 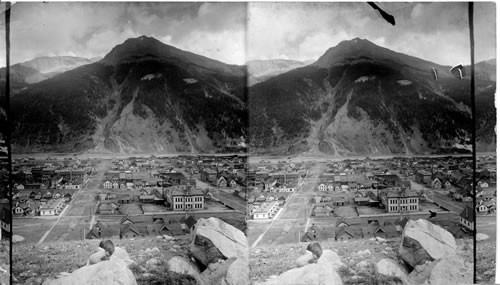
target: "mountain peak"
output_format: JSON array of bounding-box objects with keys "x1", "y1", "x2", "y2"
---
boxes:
[
  {"x1": 101, "y1": 36, "x2": 172, "y2": 65},
  {"x1": 101, "y1": 36, "x2": 243, "y2": 75},
  {"x1": 313, "y1": 37, "x2": 445, "y2": 71}
]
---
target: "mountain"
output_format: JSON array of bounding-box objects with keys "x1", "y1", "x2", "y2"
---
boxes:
[
  {"x1": 247, "y1": 59, "x2": 313, "y2": 85},
  {"x1": 0, "y1": 56, "x2": 101, "y2": 95},
  {"x1": 249, "y1": 38, "x2": 495, "y2": 155},
  {"x1": 3, "y1": 56, "x2": 99, "y2": 83},
  {"x1": 465, "y1": 58, "x2": 496, "y2": 82},
  {"x1": 11, "y1": 36, "x2": 247, "y2": 154}
]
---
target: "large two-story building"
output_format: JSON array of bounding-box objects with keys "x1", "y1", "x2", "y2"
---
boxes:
[
  {"x1": 380, "y1": 187, "x2": 419, "y2": 213},
  {"x1": 168, "y1": 185, "x2": 205, "y2": 211}
]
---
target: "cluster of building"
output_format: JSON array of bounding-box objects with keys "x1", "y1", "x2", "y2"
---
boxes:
[
  {"x1": 96, "y1": 155, "x2": 249, "y2": 215},
  {"x1": 12, "y1": 157, "x2": 92, "y2": 216},
  {"x1": 302, "y1": 212, "x2": 472, "y2": 242},
  {"x1": 87, "y1": 215, "x2": 200, "y2": 240},
  {"x1": 475, "y1": 156, "x2": 496, "y2": 215},
  {"x1": 246, "y1": 161, "x2": 306, "y2": 219}
]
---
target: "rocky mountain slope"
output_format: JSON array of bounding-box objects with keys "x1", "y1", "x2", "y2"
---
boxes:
[
  {"x1": 10, "y1": 36, "x2": 247, "y2": 154},
  {"x1": 0, "y1": 56, "x2": 100, "y2": 94},
  {"x1": 249, "y1": 38, "x2": 496, "y2": 156},
  {"x1": 247, "y1": 59, "x2": 313, "y2": 86}
]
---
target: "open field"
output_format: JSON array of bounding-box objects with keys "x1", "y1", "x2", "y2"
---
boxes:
[
  {"x1": 44, "y1": 216, "x2": 91, "y2": 242},
  {"x1": 13, "y1": 218, "x2": 57, "y2": 244},
  {"x1": 256, "y1": 219, "x2": 307, "y2": 246}
]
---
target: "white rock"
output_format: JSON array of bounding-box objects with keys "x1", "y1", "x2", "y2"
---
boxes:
[
  {"x1": 167, "y1": 256, "x2": 201, "y2": 278},
  {"x1": 476, "y1": 233, "x2": 489, "y2": 241},
  {"x1": 376, "y1": 258, "x2": 408, "y2": 282},
  {"x1": 44, "y1": 257, "x2": 136, "y2": 285},
  {"x1": 356, "y1": 249, "x2": 371, "y2": 256},
  {"x1": 399, "y1": 219, "x2": 457, "y2": 268},
  {"x1": 12, "y1": 235, "x2": 25, "y2": 243},
  {"x1": 162, "y1": 235, "x2": 174, "y2": 240}
]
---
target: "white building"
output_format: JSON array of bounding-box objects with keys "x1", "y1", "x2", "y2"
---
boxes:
[
  {"x1": 253, "y1": 201, "x2": 280, "y2": 220},
  {"x1": 39, "y1": 198, "x2": 65, "y2": 216}
]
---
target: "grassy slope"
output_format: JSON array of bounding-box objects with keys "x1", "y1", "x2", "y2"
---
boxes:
[
  {"x1": 12, "y1": 236, "x2": 196, "y2": 285},
  {"x1": 250, "y1": 237, "x2": 473, "y2": 285},
  {"x1": 476, "y1": 240, "x2": 496, "y2": 284}
]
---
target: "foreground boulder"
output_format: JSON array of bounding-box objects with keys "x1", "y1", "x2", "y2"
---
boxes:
[
  {"x1": 190, "y1": 217, "x2": 248, "y2": 266},
  {"x1": 261, "y1": 249, "x2": 343, "y2": 285},
  {"x1": 44, "y1": 256, "x2": 137, "y2": 285},
  {"x1": 167, "y1": 256, "x2": 201, "y2": 280},
  {"x1": 408, "y1": 255, "x2": 472, "y2": 285},
  {"x1": 399, "y1": 219, "x2": 456, "y2": 268},
  {"x1": 88, "y1": 246, "x2": 133, "y2": 266},
  {"x1": 375, "y1": 258, "x2": 409, "y2": 284},
  {"x1": 189, "y1": 217, "x2": 249, "y2": 285}
]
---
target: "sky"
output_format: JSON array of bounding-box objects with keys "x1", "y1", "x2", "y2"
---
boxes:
[
  {"x1": 248, "y1": 2, "x2": 496, "y2": 66},
  {"x1": 0, "y1": 2, "x2": 496, "y2": 67},
  {"x1": 0, "y1": 2, "x2": 247, "y2": 66}
]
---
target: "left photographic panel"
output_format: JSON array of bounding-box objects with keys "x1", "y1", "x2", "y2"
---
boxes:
[
  {"x1": 10, "y1": 2, "x2": 249, "y2": 285},
  {"x1": 0, "y1": 2, "x2": 11, "y2": 285}
]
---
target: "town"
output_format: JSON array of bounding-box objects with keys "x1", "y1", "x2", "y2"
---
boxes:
[
  {"x1": 247, "y1": 155, "x2": 496, "y2": 247},
  {"x1": 11, "y1": 155, "x2": 247, "y2": 244}
]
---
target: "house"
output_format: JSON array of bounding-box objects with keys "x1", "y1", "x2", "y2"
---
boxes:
[
  {"x1": 263, "y1": 178, "x2": 277, "y2": 191},
  {"x1": 200, "y1": 169, "x2": 217, "y2": 184},
  {"x1": 253, "y1": 201, "x2": 280, "y2": 219},
  {"x1": 332, "y1": 196, "x2": 348, "y2": 206},
  {"x1": 446, "y1": 224, "x2": 470, "y2": 239},
  {"x1": 98, "y1": 200, "x2": 119, "y2": 215},
  {"x1": 459, "y1": 206, "x2": 474, "y2": 231},
  {"x1": 335, "y1": 227, "x2": 356, "y2": 241},
  {"x1": 476, "y1": 204, "x2": 488, "y2": 213},
  {"x1": 431, "y1": 177, "x2": 443, "y2": 189},
  {"x1": 120, "y1": 224, "x2": 145, "y2": 239},
  {"x1": 317, "y1": 184, "x2": 327, "y2": 191},
  {"x1": 217, "y1": 176, "x2": 228, "y2": 187},
  {"x1": 313, "y1": 205, "x2": 332, "y2": 217},
  {"x1": 373, "y1": 225, "x2": 400, "y2": 239},
  {"x1": 13, "y1": 206, "x2": 24, "y2": 215},
  {"x1": 415, "y1": 170, "x2": 432, "y2": 185},
  {"x1": 103, "y1": 180, "x2": 113, "y2": 189},
  {"x1": 87, "y1": 221, "x2": 120, "y2": 239},
  {"x1": 39, "y1": 198, "x2": 65, "y2": 216}
]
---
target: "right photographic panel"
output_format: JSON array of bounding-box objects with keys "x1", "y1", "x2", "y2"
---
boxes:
[{"x1": 246, "y1": 2, "x2": 496, "y2": 285}]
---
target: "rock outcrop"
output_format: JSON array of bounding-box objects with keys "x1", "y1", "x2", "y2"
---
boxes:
[
  {"x1": 375, "y1": 258, "x2": 409, "y2": 283},
  {"x1": 167, "y1": 256, "x2": 201, "y2": 279},
  {"x1": 44, "y1": 256, "x2": 137, "y2": 285},
  {"x1": 261, "y1": 249, "x2": 344, "y2": 285},
  {"x1": 190, "y1": 217, "x2": 248, "y2": 266},
  {"x1": 396, "y1": 219, "x2": 473, "y2": 285},
  {"x1": 399, "y1": 219, "x2": 456, "y2": 268},
  {"x1": 88, "y1": 246, "x2": 133, "y2": 266},
  {"x1": 164, "y1": 217, "x2": 249, "y2": 285}
]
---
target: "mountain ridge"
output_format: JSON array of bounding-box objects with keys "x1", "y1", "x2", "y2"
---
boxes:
[
  {"x1": 249, "y1": 38, "x2": 495, "y2": 155},
  {"x1": 11, "y1": 36, "x2": 247, "y2": 154}
]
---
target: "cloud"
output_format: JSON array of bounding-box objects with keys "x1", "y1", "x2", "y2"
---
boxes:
[
  {"x1": 6, "y1": 2, "x2": 246, "y2": 65},
  {"x1": 248, "y1": 2, "x2": 496, "y2": 65}
]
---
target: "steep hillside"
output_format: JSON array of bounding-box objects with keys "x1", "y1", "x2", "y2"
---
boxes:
[
  {"x1": 249, "y1": 38, "x2": 495, "y2": 155},
  {"x1": 13, "y1": 236, "x2": 196, "y2": 285},
  {"x1": 11, "y1": 36, "x2": 247, "y2": 154}
]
